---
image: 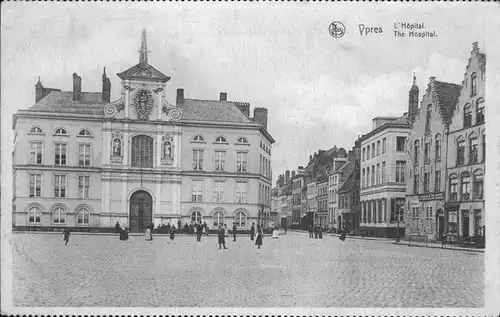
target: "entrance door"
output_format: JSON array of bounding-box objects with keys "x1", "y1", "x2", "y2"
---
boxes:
[
  {"x1": 437, "y1": 216, "x2": 444, "y2": 241},
  {"x1": 129, "y1": 190, "x2": 153, "y2": 232},
  {"x1": 462, "y1": 211, "x2": 470, "y2": 237}
]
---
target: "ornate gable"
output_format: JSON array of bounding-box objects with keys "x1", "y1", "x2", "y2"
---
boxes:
[{"x1": 116, "y1": 62, "x2": 170, "y2": 83}]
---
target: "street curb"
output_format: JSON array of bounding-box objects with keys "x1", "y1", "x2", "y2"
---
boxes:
[
  {"x1": 391, "y1": 242, "x2": 485, "y2": 253},
  {"x1": 12, "y1": 231, "x2": 274, "y2": 237}
]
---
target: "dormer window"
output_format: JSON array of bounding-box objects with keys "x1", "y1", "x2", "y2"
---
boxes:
[
  {"x1": 236, "y1": 137, "x2": 249, "y2": 144},
  {"x1": 54, "y1": 128, "x2": 68, "y2": 136},
  {"x1": 215, "y1": 136, "x2": 227, "y2": 144},
  {"x1": 29, "y1": 126, "x2": 44, "y2": 134},
  {"x1": 191, "y1": 135, "x2": 205, "y2": 143},
  {"x1": 78, "y1": 129, "x2": 92, "y2": 137}
]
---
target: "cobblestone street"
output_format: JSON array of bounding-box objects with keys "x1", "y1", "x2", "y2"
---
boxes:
[{"x1": 13, "y1": 232, "x2": 483, "y2": 307}]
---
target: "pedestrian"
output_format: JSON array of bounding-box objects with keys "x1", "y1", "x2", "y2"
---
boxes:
[
  {"x1": 308, "y1": 225, "x2": 313, "y2": 238},
  {"x1": 196, "y1": 222, "x2": 203, "y2": 242},
  {"x1": 339, "y1": 227, "x2": 346, "y2": 241},
  {"x1": 145, "y1": 222, "x2": 153, "y2": 241},
  {"x1": 203, "y1": 222, "x2": 209, "y2": 235},
  {"x1": 218, "y1": 225, "x2": 228, "y2": 249},
  {"x1": 62, "y1": 228, "x2": 71, "y2": 245},
  {"x1": 178, "y1": 219, "x2": 182, "y2": 233},
  {"x1": 255, "y1": 224, "x2": 264, "y2": 249},
  {"x1": 272, "y1": 225, "x2": 279, "y2": 239},
  {"x1": 314, "y1": 225, "x2": 319, "y2": 239},
  {"x1": 319, "y1": 226, "x2": 323, "y2": 239},
  {"x1": 170, "y1": 225, "x2": 176, "y2": 241},
  {"x1": 250, "y1": 223, "x2": 255, "y2": 241},
  {"x1": 284, "y1": 225, "x2": 287, "y2": 234},
  {"x1": 232, "y1": 222, "x2": 237, "y2": 242},
  {"x1": 189, "y1": 223, "x2": 194, "y2": 236}
]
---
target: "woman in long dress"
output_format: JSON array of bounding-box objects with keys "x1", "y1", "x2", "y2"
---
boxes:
[
  {"x1": 255, "y1": 224, "x2": 264, "y2": 249},
  {"x1": 145, "y1": 222, "x2": 153, "y2": 241},
  {"x1": 170, "y1": 225, "x2": 176, "y2": 241},
  {"x1": 272, "y1": 225, "x2": 279, "y2": 239}
]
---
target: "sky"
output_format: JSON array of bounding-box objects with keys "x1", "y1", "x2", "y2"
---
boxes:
[{"x1": 1, "y1": 3, "x2": 498, "y2": 183}]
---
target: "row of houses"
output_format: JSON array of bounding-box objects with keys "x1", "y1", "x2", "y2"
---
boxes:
[{"x1": 272, "y1": 42, "x2": 485, "y2": 244}]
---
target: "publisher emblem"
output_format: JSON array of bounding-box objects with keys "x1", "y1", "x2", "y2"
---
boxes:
[{"x1": 329, "y1": 21, "x2": 345, "y2": 38}]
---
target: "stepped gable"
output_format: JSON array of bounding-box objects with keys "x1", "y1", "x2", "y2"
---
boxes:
[
  {"x1": 179, "y1": 98, "x2": 253, "y2": 123},
  {"x1": 434, "y1": 80, "x2": 462, "y2": 125},
  {"x1": 28, "y1": 91, "x2": 106, "y2": 115}
]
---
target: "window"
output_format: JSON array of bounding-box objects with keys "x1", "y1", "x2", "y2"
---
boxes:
[
  {"x1": 29, "y1": 126, "x2": 43, "y2": 134},
  {"x1": 235, "y1": 211, "x2": 247, "y2": 228},
  {"x1": 473, "y1": 171, "x2": 483, "y2": 200},
  {"x1": 464, "y1": 104, "x2": 472, "y2": 127},
  {"x1": 425, "y1": 104, "x2": 432, "y2": 132},
  {"x1": 362, "y1": 169, "x2": 365, "y2": 188},
  {"x1": 367, "y1": 145, "x2": 370, "y2": 160},
  {"x1": 54, "y1": 175, "x2": 66, "y2": 198},
  {"x1": 412, "y1": 207, "x2": 420, "y2": 219},
  {"x1": 77, "y1": 208, "x2": 90, "y2": 225},
  {"x1": 371, "y1": 166, "x2": 375, "y2": 186},
  {"x1": 192, "y1": 149, "x2": 204, "y2": 170},
  {"x1": 482, "y1": 135, "x2": 486, "y2": 162},
  {"x1": 53, "y1": 206, "x2": 66, "y2": 224},
  {"x1": 192, "y1": 135, "x2": 205, "y2": 142},
  {"x1": 29, "y1": 174, "x2": 42, "y2": 197},
  {"x1": 391, "y1": 198, "x2": 405, "y2": 222},
  {"x1": 54, "y1": 143, "x2": 67, "y2": 165},
  {"x1": 471, "y1": 73, "x2": 477, "y2": 96},
  {"x1": 215, "y1": 136, "x2": 227, "y2": 143},
  {"x1": 435, "y1": 170, "x2": 441, "y2": 192},
  {"x1": 457, "y1": 138, "x2": 465, "y2": 165},
  {"x1": 414, "y1": 174, "x2": 419, "y2": 194},
  {"x1": 191, "y1": 180, "x2": 203, "y2": 202},
  {"x1": 235, "y1": 181, "x2": 248, "y2": 203},
  {"x1": 214, "y1": 150, "x2": 226, "y2": 171},
  {"x1": 424, "y1": 142, "x2": 430, "y2": 162},
  {"x1": 131, "y1": 135, "x2": 154, "y2": 168},
  {"x1": 78, "y1": 176, "x2": 90, "y2": 199},
  {"x1": 396, "y1": 161, "x2": 406, "y2": 183},
  {"x1": 476, "y1": 98, "x2": 484, "y2": 124},
  {"x1": 449, "y1": 176, "x2": 458, "y2": 201},
  {"x1": 362, "y1": 148, "x2": 365, "y2": 162},
  {"x1": 54, "y1": 127, "x2": 68, "y2": 136},
  {"x1": 78, "y1": 129, "x2": 91, "y2": 137},
  {"x1": 435, "y1": 134, "x2": 441, "y2": 161},
  {"x1": 29, "y1": 142, "x2": 43, "y2": 164},
  {"x1": 213, "y1": 180, "x2": 224, "y2": 202},
  {"x1": 396, "y1": 136, "x2": 406, "y2": 152},
  {"x1": 366, "y1": 167, "x2": 370, "y2": 186},
  {"x1": 376, "y1": 163, "x2": 380, "y2": 185},
  {"x1": 191, "y1": 210, "x2": 203, "y2": 223},
  {"x1": 381, "y1": 162, "x2": 386, "y2": 183},
  {"x1": 426, "y1": 206, "x2": 433, "y2": 219},
  {"x1": 469, "y1": 135, "x2": 478, "y2": 164},
  {"x1": 376, "y1": 141, "x2": 380, "y2": 156},
  {"x1": 236, "y1": 137, "x2": 248, "y2": 144},
  {"x1": 461, "y1": 173, "x2": 471, "y2": 200},
  {"x1": 371, "y1": 143, "x2": 375, "y2": 157},
  {"x1": 28, "y1": 206, "x2": 41, "y2": 224},
  {"x1": 78, "y1": 144, "x2": 91, "y2": 166},
  {"x1": 382, "y1": 138, "x2": 387, "y2": 154},
  {"x1": 424, "y1": 172, "x2": 430, "y2": 193},
  {"x1": 414, "y1": 140, "x2": 420, "y2": 165},
  {"x1": 212, "y1": 210, "x2": 224, "y2": 227}
]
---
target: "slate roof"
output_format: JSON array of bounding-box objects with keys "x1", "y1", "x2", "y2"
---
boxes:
[
  {"x1": 338, "y1": 169, "x2": 355, "y2": 193},
  {"x1": 179, "y1": 99, "x2": 253, "y2": 123},
  {"x1": 117, "y1": 62, "x2": 170, "y2": 83},
  {"x1": 26, "y1": 91, "x2": 105, "y2": 115},
  {"x1": 434, "y1": 80, "x2": 462, "y2": 125}
]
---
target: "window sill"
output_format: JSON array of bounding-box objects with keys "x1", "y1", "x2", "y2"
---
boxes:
[
  {"x1": 191, "y1": 141, "x2": 207, "y2": 144},
  {"x1": 213, "y1": 142, "x2": 229, "y2": 145},
  {"x1": 28, "y1": 133, "x2": 45, "y2": 136},
  {"x1": 77, "y1": 135, "x2": 93, "y2": 139},
  {"x1": 234, "y1": 143, "x2": 250, "y2": 146}
]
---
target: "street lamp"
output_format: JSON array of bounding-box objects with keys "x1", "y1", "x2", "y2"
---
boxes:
[
  {"x1": 396, "y1": 205, "x2": 403, "y2": 243},
  {"x1": 259, "y1": 203, "x2": 265, "y2": 227}
]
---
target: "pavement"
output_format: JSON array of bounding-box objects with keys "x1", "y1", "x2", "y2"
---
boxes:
[{"x1": 13, "y1": 231, "x2": 483, "y2": 307}]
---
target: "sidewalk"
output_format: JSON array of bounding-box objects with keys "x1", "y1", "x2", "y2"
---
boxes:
[
  {"x1": 288, "y1": 229, "x2": 484, "y2": 253},
  {"x1": 13, "y1": 231, "x2": 274, "y2": 237}
]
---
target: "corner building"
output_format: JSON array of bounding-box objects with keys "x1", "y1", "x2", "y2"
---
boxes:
[{"x1": 12, "y1": 30, "x2": 274, "y2": 232}]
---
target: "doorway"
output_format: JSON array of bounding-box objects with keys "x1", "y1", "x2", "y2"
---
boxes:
[
  {"x1": 436, "y1": 211, "x2": 445, "y2": 241},
  {"x1": 462, "y1": 211, "x2": 470, "y2": 237},
  {"x1": 129, "y1": 190, "x2": 153, "y2": 232}
]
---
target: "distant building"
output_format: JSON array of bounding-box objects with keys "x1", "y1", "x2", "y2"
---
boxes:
[
  {"x1": 337, "y1": 143, "x2": 361, "y2": 234},
  {"x1": 316, "y1": 176, "x2": 328, "y2": 227},
  {"x1": 327, "y1": 157, "x2": 348, "y2": 232}
]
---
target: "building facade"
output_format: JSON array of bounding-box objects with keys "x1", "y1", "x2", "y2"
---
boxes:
[
  {"x1": 291, "y1": 171, "x2": 304, "y2": 228},
  {"x1": 13, "y1": 30, "x2": 274, "y2": 232},
  {"x1": 316, "y1": 177, "x2": 328, "y2": 227},
  {"x1": 445, "y1": 42, "x2": 485, "y2": 239},
  {"x1": 359, "y1": 115, "x2": 411, "y2": 238},
  {"x1": 327, "y1": 157, "x2": 347, "y2": 232}
]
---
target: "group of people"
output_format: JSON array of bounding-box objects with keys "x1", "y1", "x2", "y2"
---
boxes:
[{"x1": 308, "y1": 224, "x2": 324, "y2": 239}]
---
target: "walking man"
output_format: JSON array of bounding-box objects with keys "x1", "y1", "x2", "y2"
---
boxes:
[
  {"x1": 62, "y1": 228, "x2": 71, "y2": 245},
  {"x1": 250, "y1": 223, "x2": 255, "y2": 241},
  {"x1": 177, "y1": 219, "x2": 182, "y2": 234},
  {"x1": 232, "y1": 222, "x2": 237, "y2": 241},
  {"x1": 255, "y1": 224, "x2": 264, "y2": 249},
  {"x1": 196, "y1": 222, "x2": 203, "y2": 242},
  {"x1": 308, "y1": 225, "x2": 313, "y2": 239},
  {"x1": 218, "y1": 225, "x2": 228, "y2": 250}
]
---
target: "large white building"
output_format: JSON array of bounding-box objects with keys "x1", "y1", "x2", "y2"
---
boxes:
[{"x1": 12, "y1": 30, "x2": 274, "y2": 233}]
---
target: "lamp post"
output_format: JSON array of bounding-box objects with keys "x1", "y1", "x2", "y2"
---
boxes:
[
  {"x1": 396, "y1": 205, "x2": 403, "y2": 243},
  {"x1": 259, "y1": 204, "x2": 264, "y2": 227}
]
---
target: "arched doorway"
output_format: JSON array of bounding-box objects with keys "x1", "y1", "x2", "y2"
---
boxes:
[
  {"x1": 129, "y1": 190, "x2": 153, "y2": 232},
  {"x1": 436, "y1": 209, "x2": 445, "y2": 241}
]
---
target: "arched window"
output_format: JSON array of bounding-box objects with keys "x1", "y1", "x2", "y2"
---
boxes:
[
  {"x1": 236, "y1": 137, "x2": 248, "y2": 144},
  {"x1": 53, "y1": 206, "x2": 66, "y2": 224},
  {"x1": 414, "y1": 140, "x2": 420, "y2": 165},
  {"x1": 215, "y1": 136, "x2": 227, "y2": 143},
  {"x1": 212, "y1": 210, "x2": 225, "y2": 227},
  {"x1": 29, "y1": 126, "x2": 43, "y2": 134},
  {"x1": 425, "y1": 104, "x2": 432, "y2": 132},
  {"x1": 456, "y1": 136, "x2": 465, "y2": 165},
  {"x1": 476, "y1": 98, "x2": 484, "y2": 124},
  {"x1": 469, "y1": 133, "x2": 478, "y2": 164},
  {"x1": 463, "y1": 104, "x2": 472, "y2": 127},
  {"x1": 192, "y1": 135, "x2": 205, "y2": 142},
  {"x1": 77, "y1": 207, "x2": 90, "y2": 225},
  {"x1": 449, "y1": 175, "x2": 458, "y2": 201},
  {"x1": 191, "y1": 210, "x2": 203, "y2": 223},
  {"x1": 473, "y1": 170, "x2": 484, "y2": 200},
  {"x1": 28, "y1": 205, "x2": 42, "y2": 224},
  {"x1": 78, "y1": 129, "x2": 92, "y2": 137},
  {"x1": 131, "y1": 135, "x2": 154, "y2": 168},
  {"x1": 435, "y1": 134, "x2": 441, "y2": 160},
  {"x1": 460, "y1": 172, "x2": 471, "y2": 201},
  {"x1": 54, "y1": 127, "x2": 68, "y2": 136},
  {"x1": 235, "y1": 211, "x2": 247, "y2": 228},
  {"x1": 471, "y1": 72, "x2": 477, "y2": 96}
]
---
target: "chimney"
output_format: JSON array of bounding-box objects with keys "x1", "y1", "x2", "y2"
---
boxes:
[
  {"x1": 253, "y1": 107, "x2": 268, "y2": 129},
  {"x1": 35, "y1": 77, "x2": 43, "y2": 103},
  {"x1": 285, "y1": 170, "x2": 290, "y2": 184},
  {"x1": 72, "y1": 73, "x2": 82, "y2": 101},
  {"x1": 408, "y1": 73, "x2": 419, "y2": 123},
  {"x1": 102, "y1": 67, "x2": 111, "y2": 103},
  {"x1": 176, "y1": 88, "x2": 184, "y2": 105},
  {"x1": 220, "y1": 92, "x2": 227, "y2": 101}
]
